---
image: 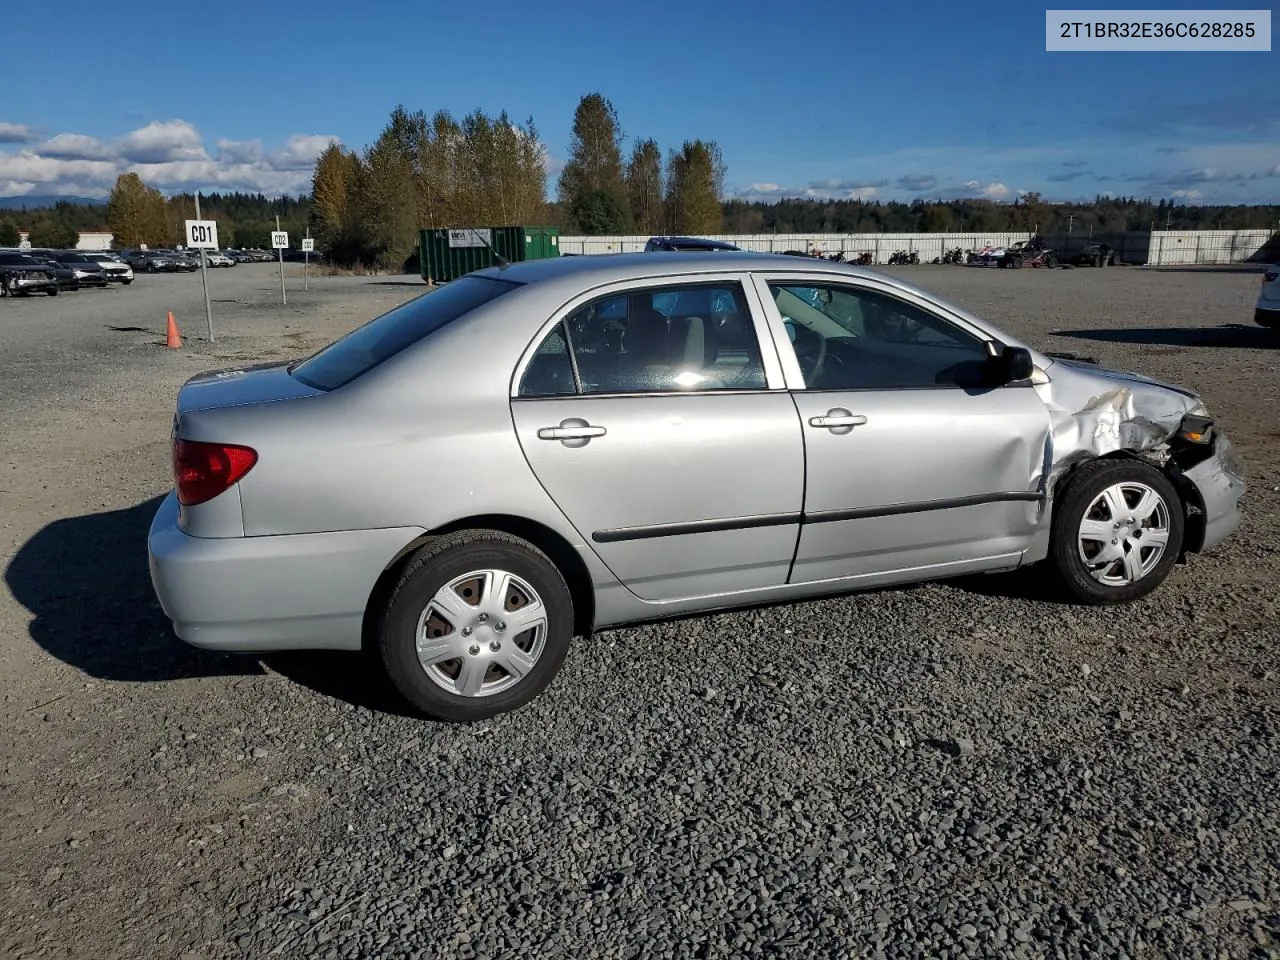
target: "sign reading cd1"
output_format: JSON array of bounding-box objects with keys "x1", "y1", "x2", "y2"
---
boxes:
[
  {"x1": 271, "y1": 231, "x2": 289, "y2": 249},
  {"x1": 185, "y1": 219, "x2": 219, "y2": 249}
]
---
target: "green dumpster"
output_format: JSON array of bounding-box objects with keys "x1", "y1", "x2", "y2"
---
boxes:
[{"x1": 419, "y1": 225, "x2": 560, "y2": 283}]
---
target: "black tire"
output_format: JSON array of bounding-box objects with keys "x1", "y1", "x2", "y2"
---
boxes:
[
  {"x1": 122, "y1": 278, "x2": 133, "y2": 285},
  {"x1": 377, "y1": 530, "x2": 574, "y2": 722},
  {"x1": 46, "y1": 287, "x2": 58, "y2": 296},
  {"x1": 1013, "y1": 256, "x2": 1023, "y2": 269},
  {"x1": 1045, "y1": 459, "x2": 1184, "y2": 605},
  {"x1": 147, "y1": 263, "x2": 157, "y2": 273}
]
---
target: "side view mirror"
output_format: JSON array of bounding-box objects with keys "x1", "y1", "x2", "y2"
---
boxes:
[{"x1": 992, "y1": 345, "x2": 1034, "y2": 384}]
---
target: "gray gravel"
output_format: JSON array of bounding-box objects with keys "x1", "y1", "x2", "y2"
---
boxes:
[{"x1": 2, "y1": 263, "x2": 1278, "y2": 959}]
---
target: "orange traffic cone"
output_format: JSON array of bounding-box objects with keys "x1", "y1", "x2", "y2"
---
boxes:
[{"x1": 166, "y1": 311, "x2": 182, "y2": 349}]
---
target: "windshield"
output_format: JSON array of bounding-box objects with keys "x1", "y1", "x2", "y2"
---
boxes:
[{"x1": 290, "y1": 276, "x2": 521, "y2": 391}]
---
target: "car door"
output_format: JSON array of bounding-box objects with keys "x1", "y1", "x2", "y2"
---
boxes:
[
  {"x1": 510, "y1": 276, "x2": 804, "y2": 602},
  {"x1": 751, "y1": 273, "x2": 1052, "y2": 584}
]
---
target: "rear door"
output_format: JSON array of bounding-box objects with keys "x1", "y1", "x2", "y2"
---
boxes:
[
  {"x1": 510, "y1": 276, "x2": 804, "y2": 602},
  {"x1": 752, "y1": 273, "x2": 1052, "y2": 584}
]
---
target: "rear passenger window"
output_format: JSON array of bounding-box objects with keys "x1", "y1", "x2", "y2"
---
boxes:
[
  {"x1": 518, "y1": 283, "x2": 767, "y2": 396},
  {"x1": 517, "y1": 324, "x2": 576, "y2": 397}
]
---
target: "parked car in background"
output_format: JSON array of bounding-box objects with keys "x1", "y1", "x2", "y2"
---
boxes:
[
  {"x1": 49, "y1": 251, "x2": 110, "y2": 287},
  {"x1": 187, "y1": 249, "x2": 234, "y2": 267},
  {"x1": 127, "y1": 251, "x2": 185, "y2": 273},
  {"x1": 1257, "y1": 264, "x2": 1280, "y2": 328},
  {"x1": 0, "y1": 252, "x2": 60, "y2": 296},
  {"x1": 644, "y1": 236, "x2": 743, "y2": 253},
  {"x1": 1071, "y1": 242, "x2": 1119, "y2": 267},
  {"x1": 26, "y1": 252, "x2": 82, "y2": 291},
  {"x1": 147, "y1": 252, "x2": 1244, "y2": 722},
  {"x1": 84, "y1": 252, "x2": 135, "y2": 284},
  {"x1": 160, "y1": 250, "x2": 199, "y2": 272},
  {"x1": 225, "y1": 249, "x2": 256, "y2": 263},
  {"x1": 999, "y1": 238, "x2": 1056, "y2": 269}
]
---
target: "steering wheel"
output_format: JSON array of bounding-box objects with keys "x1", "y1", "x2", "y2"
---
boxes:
[{"x1": 788, "y1": 321, "x2": 827, "y2": 382}]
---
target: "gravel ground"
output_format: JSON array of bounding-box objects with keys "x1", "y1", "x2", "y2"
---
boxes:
[{"x1": 2, "y1": 262, "x2": 1277, "y2": 960}]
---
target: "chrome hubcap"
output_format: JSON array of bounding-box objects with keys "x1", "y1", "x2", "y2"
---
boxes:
[
  {"x1": 1077, "y1": 482, "x2": 1171, "y2": 586},
  {"x1": 414, "y1": 569, "x2": 547, "y2": 697}
]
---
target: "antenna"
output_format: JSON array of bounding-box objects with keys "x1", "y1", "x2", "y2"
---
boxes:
[{"x1": 466, "y1": 227, "x2": 508, "y2": 268}]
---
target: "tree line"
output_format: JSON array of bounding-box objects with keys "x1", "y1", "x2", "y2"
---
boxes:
[
  {"x1": 0, "y1": 178, "x2": 310, "y2": 250},
  {"x1": 720, "y1": 195, "x2": 1280, "y2": 235},
  {"x1": 304, "y1": 92, "x2": 728, "y2": 268}
]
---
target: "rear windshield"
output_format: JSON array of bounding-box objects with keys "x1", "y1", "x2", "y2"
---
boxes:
[{"x1": 290, "y1": 276, "x2": 520, "y2": 390}]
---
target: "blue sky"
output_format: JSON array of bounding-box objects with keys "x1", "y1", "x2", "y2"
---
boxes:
[{"x1": 1, "y1": 0, "x2": 1276, "y2": 205}]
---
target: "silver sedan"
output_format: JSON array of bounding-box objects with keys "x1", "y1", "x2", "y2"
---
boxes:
[{"x1": 147, "y1": 253, "x2": 1245, "y2": 721}]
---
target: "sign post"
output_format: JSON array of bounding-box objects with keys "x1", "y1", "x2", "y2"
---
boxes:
[
  {"x1": 302, "y1": 234, "x2": 314, "y2": 291},
  {"x1": 271, "y1": 218, "x2": 289, "y2": 305},
  {"x1": 185, "y1": 197, "x2": 218, "y2": 341}
]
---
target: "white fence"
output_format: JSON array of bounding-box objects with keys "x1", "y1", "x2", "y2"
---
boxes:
[
  {"x1": 1147, "y1": 230, "x2": 1276, "y2": 265},
  {"x1": 557, "y1": 230, "x2": 1278, "y2": 266}
]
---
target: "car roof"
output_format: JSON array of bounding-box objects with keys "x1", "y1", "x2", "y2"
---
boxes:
[
  {"x1": 470, "y1": 251, "x2": 1018, "y2": 347},
  {"x1": 478, "y1": 250, "x2": 884, "y2": 285}
]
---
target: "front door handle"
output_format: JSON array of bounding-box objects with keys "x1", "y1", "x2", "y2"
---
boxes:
[
  {"x1": 537, "y1": 418, "x2": 607, "y2": 447},
  {"x1": 808, "y1": 408, "x2": 867, "y2": 432}
]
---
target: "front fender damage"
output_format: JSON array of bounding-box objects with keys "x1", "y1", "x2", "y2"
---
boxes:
[{"x1": 1021, "y1": 358, "x2": 1236, "y2": 564}]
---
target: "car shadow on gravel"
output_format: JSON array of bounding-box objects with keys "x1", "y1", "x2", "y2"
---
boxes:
[
  {"x1": 1054, "y1": 324, "x2": 1279, "y2": 349},
  {"x1": 947, "y1": 568, "x2": 1072, "y2": 605},
  {"x1": 5, "y1": 496, "x2": 264, "y2": 683},
  {"x1": 265, "y1": 651, "x2": 420, "y2": 718}
]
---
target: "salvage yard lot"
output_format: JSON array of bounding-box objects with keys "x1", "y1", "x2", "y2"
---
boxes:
[{"x1": 1, "y1": 263, "x2": 1277, "y2": 959}]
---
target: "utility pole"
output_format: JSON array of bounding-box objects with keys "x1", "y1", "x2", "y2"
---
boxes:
[
  {"x1": 195, "y1": 192, "x2": 213, "y2": 342},
  {"x1": 276, "y1": 214, "x2": 286, "y2": 306}
]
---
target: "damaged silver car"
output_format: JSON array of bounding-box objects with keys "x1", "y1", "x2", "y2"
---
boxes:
[{"x1": 148, "y1": 253, "x2": 1245, "y2": 721}]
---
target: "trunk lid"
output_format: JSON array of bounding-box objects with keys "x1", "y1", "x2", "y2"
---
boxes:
[{"x1": 177, "y1": 361, "x2": 322, "y2": 416}]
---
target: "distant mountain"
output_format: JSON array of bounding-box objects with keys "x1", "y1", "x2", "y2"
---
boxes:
[{"x1": 0, "y1": 195, "x2": 106, "y2": 210}]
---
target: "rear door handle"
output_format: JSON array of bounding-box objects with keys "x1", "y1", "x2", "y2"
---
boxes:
[
  {"x1": 537, "y1": 418, "x2": 607, "y2": 446},
  {"x1": 809, "y1": 409, "x2": 867, "y2": 430}
]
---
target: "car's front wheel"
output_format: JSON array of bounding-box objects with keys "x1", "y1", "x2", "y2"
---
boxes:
[
  {"x1": 1046, "y1": 459, "x2": 1184, "y2": 604},
  {"x1": 378, "y1": 530, "x2": 574, "y2": 722},
  {"x1": 45, "y1": 287, "x2": 58, "y2": 296}
]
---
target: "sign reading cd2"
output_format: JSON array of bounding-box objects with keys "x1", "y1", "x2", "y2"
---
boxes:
[
  {"x1": 271, "y1": 231, "x2": 289, "y2": 249},
  {"x1": 185, "y1": 219, "x2": 219, "y2": 249}
]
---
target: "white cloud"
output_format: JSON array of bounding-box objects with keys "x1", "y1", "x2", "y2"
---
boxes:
[
  {"x1": 0, "y1": 151, "x2": 118, "y2": 184},
  {"x1": 40, "y1": 133, "x2": 116, "y2": 161},
  {"x1": 1171, "y1": 189, "x2": 1203, "y2": 201},
  {"x1": 980, "y1": 181, "x2": 1010, "y2": 198},
  {"x1": 0, "y1": 122, "x2": 34, "y2": 143},
  {"x1": 216, "y1": 138, "x2": 262, "y2": 164},
  {"x1": 120, "y1": 120, "x2": 208, "y2": 163},
  {"x1": 268, "y1": 133, "x2": 340, "y2": 170},
  {"x1": 0, "y1": 120, "x2": 337, "y2": 199}
]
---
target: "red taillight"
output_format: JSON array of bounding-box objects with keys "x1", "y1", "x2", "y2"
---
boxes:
[{"x1": 173, "y1": 439, "x2": 258, "y2": 506}]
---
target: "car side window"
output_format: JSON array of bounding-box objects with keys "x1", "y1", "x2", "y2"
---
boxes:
[
  {"x1": 517, "y1": 323, "x2": 577, "y2": 397},
  {"x1": 518, "y1": 283, "x2": 767, "y2": 396},
  {"x1": 768, "y1": 283, "x2": 992, "y2": 390}
]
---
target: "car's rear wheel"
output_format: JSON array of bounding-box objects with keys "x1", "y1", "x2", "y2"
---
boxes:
[
  {"x1": 45, "y1": 287, "x2": 58, "y2": 296},
  {"x1": 378, "y1": 530, "x2": 574, "y2": 722},
  {"x1": 1046, "y1": 459, "x2": 1184, "y2": 604}
]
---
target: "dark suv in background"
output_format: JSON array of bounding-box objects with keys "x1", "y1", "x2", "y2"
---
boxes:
[{"x1": 643, "y1": 236, "x2": 743, "y2": 253}]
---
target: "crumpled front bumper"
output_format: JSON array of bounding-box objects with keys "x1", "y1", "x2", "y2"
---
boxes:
[{"x1": 1178, "y1": 432, "x2": 1246, "y2": 554}]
